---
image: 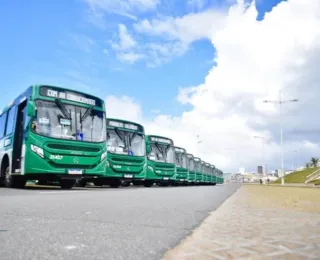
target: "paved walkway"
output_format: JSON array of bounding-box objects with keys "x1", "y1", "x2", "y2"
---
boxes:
[{"x1": 162, "y1": 185, "x2": 320, "y2": 260}]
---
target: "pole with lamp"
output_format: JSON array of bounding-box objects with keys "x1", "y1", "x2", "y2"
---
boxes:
[{"x1": 263, "y1": 90, "x2": 298, "y2": 185}]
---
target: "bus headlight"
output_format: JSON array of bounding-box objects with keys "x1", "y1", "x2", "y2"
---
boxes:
[
  {"x1": 31, "y1": 145, "x2": 44, "y2": 158},
  {"x1": 100, "y1": 151, "x2": 107, "y2": 162}
]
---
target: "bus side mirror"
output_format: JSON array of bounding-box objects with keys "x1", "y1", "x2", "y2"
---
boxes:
[
  {"x1": 27, "y1": 101, "x2": 35, "y2": 117},
  {"x1": 146, "y1": 145, "x2": 151, "y2": 154}
]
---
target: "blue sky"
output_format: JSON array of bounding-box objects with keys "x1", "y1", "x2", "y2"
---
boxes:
[{"x1": 0, "y1": 0, "x2": 284, "y2": 118}]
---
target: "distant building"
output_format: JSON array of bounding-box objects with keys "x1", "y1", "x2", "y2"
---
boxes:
[
  {"x1": 239, "y1": 167, "x2": 245, "y2": 174},
  {"x1": 257, "y1": 166, "x2": 263, "y2": 174}
]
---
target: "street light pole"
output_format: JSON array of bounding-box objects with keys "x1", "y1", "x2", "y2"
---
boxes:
[{"x1": 263, "y1": 90, "x2": 298, "y2": 185}]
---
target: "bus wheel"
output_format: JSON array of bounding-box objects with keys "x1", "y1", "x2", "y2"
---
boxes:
[
  {"x1": 4, "y1": 167, "x2": 26, "y2": 188},
  {"x1": 60, "y1": 179, "x2": 75, "y2": 189},
  {"x1": 121, "y1": 181, "x2": 131, "y2": 187},
  {"x1": 76, "y1": 179, "x2": 87, "y2": 187},
  {"x1": 144, "y1": 181, "x2": 153, "y2": 188},
  {"x1": 110, "y1": 180, "x2": 121, "y2": 188}
]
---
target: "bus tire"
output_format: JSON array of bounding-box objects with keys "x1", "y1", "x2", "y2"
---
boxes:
[
  {"x1": 60, "y1": 179, "x2": 75, "y2": 189},
  {"x1": 4, "y1": 168, "x2": 26, "y2": 188},
  {"x1": 109, "y1": 180, "x2": 121, "y2": 188},
  {"x1": 143, "y1": 181, "x2": 153, "y2": 187},
  {"x1": 76, "y1": 179, "x2": 87, "y2": 187},
  {"x1": 121, "y1": 181, "x2": 130, "y2": 187}
]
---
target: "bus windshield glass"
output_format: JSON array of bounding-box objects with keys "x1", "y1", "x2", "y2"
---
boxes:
[
  {"x1": 187, "y1": 156, "x2": 195, "y2": 171},
  {"x1": 33, "y1": 100, "x2": 106, "y2": 142},
  {"x1": 107, "y1": 129, "x2": 145, "y2": 156},
  {"x1": 175, "y1": 152, "x2": 187, "y2": 168},
  {"x1": 194, "y1": 160, "x2": 201, "y2": 172},
  {"x1": 148, "y1": 143, "x2": 175, "y2": 163}
]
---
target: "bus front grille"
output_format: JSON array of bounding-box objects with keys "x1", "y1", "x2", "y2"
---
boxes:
[
  {"x1": 47, "y1": 144, "x2": 100, "y2": 152},
  {"x1": 48, "y1": 162, "x2": 97, "y2": 169}
]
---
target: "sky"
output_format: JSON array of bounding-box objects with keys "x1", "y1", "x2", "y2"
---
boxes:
[{"x1": 1, "y1": 0, "x2": 320, "y2": 173}]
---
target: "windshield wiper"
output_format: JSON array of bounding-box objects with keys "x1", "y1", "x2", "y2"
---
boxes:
[
  {"x1": 114, "y1": 128, "x2": 128, "y2": 151},
  {"x1": 55, "y1": 99, "x2": 71, "y2": 120},
  {"x1": 128, "y1": 132, "x2": 136, "y2": 146},
  {"x1": 155, "y1": 143, "x2": 170, "y2": 162},
  {"x1": 80, "y1": 106, "x2": 93, "y2": 123}
]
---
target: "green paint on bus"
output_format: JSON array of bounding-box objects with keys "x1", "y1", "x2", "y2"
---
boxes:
[{"x1": 0, "y1": 85, "x2": 107, "y2": 189}]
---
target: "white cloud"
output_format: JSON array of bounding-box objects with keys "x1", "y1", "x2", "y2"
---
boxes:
[
  {"x1": 116, "y1": 52, "x2": 145, "y2": 63},
  {"x1": 134, "y1": 9, "x2": 225, "y2": 44},
  {"x1": 83, "y1": 0, "x2": 159, "y2": 20},
  {"x1": 111, "y1": 24, "x2": 137, "y2": 51},
  {"x1": 105, "y1": 96, "x2": 142, "y2": 123},
  {"x1": 105, "y1": 0, "x2": 320, "y2": 172}
]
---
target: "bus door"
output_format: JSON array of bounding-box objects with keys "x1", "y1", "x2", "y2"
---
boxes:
[{"x1": 12, "y1": 100, "x2": 27, "y2": 173}]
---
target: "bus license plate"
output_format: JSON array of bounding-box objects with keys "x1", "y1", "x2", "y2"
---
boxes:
[
  {"x1": 163, "y1": 177, "x2": 169, "y2": 180},
  {"x1": 68, "y1": 169, "x2": 82, "y2": 175},
  {"x1": 124, "y1": 174, "x2": 133, "y2": 178},
  {"x1": 180, "y1": 179, "x2": 184, "y2": 181}
]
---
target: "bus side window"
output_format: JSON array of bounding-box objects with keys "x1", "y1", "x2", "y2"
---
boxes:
[
  {"x1": 0, "y1": 112, "x2": 7, "y2": 139},
  {"x1": 5, "y1": 106, "x2": 17, "y2": 136}
]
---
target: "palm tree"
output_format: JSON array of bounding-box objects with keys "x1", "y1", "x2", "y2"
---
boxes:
[{"x1": 310, "y1": 157, "x2": 319, "y2": 168}]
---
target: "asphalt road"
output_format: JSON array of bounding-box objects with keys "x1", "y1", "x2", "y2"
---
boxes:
[{"x1": 0, "y1": 184, "x2": 240, "y2": 260}]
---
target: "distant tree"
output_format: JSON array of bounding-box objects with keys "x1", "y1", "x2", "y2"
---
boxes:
[
  {"x1": 310, "y1": 157, "x2": 319, "y2": 168},
  {"x1": 306, "y1": 162, "x2": 310, "y2": 168}
]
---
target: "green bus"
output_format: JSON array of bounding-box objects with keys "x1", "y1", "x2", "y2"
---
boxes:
[
  {"x1": 78, "y1": 118, "x2": 146, "y2": 188},
  {"x1": 144, "y1": 135, "x2": 176, "y2": 187},
  {"x1": 205, "y1": 163, "x2": 211, "y2": 185},
  {"x1": 216, "y1": 169, "x2": 223, "y2": 184},
  {"x1": 200, "y1": 161, "x2": 207, "y2": 185},
  {"x1": 174, "y1": 146, "x2": 188, "y2": 185},
  {"x1": 0, "y1": 84, "x2": 107, "y2": 189},
  {"x1": 194, "y1": 157, "x2": 202, "y2": 184},
  {"x1": 186, "y1": 153, "x2": 195, "y2": 184},
  {"x1": 210, "y1": 165, "x2": 217, "y2": 185}
]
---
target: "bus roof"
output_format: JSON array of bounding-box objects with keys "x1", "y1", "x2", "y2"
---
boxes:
[
  {"x1": 33, "y1": 84, "x2": 104, "y2": 101},
  {"x1": 36, "y1": 84, "x2": 104, "y2": 107},
  {"x1": 146, "y1": 135, "x2": 174, "y2": 145},
  {"x1": 174, "y1": 146, "x2": 186, "y2": 153},
  {"x1": 1, "y1": 84, "x2": 106, "y2": 116},
  {"x1": 107, "y1": 118, "x2": 144, "y2": 133}
]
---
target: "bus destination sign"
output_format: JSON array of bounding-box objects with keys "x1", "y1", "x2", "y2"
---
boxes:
[
  {"x1": 40, "y1": 86, "x2": 98, "y2": 106},
  {"x1": 150, "y1": 137, "x2": 172, "y2": 144},
  {"x1": 174, "y1": 147, "x2": 185, "y2": 153},
  {"x1": 107, "y1": 120, "x2": 143, "y2": 132}
]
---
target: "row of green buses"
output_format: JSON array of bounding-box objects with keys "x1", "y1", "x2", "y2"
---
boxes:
[{"x1": 0, "y1": 85, "x2": 224, "y2": 189}]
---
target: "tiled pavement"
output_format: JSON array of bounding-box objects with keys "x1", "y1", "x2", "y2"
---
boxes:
[{"x1": 162, "y1": 185, "x2": 320, "y2": 260}]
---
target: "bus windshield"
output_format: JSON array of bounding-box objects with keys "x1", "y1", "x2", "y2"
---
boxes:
[
  {"x1": 148, "y1": 143, "x2": 175, "y2": 163},
  {"x1": 33, "y1": 100, "x2": 106, "y2": 142},
  {"x1": 175, "y1": 152, "x2": 187, "y2": 168},
  {"x1": 187, "y1": 156, "x2": 195, "y2": 171},
  {"x1": 107, "y1": 129, "x2": 145, "y2": 156},
  {"x1": 194, "y1": 160, "x2": 201, "y2": 172}
]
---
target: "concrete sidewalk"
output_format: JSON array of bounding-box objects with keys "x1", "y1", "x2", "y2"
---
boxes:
[{"x1": 162, "y1": 185, "x2": 320, "y2": 260}]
